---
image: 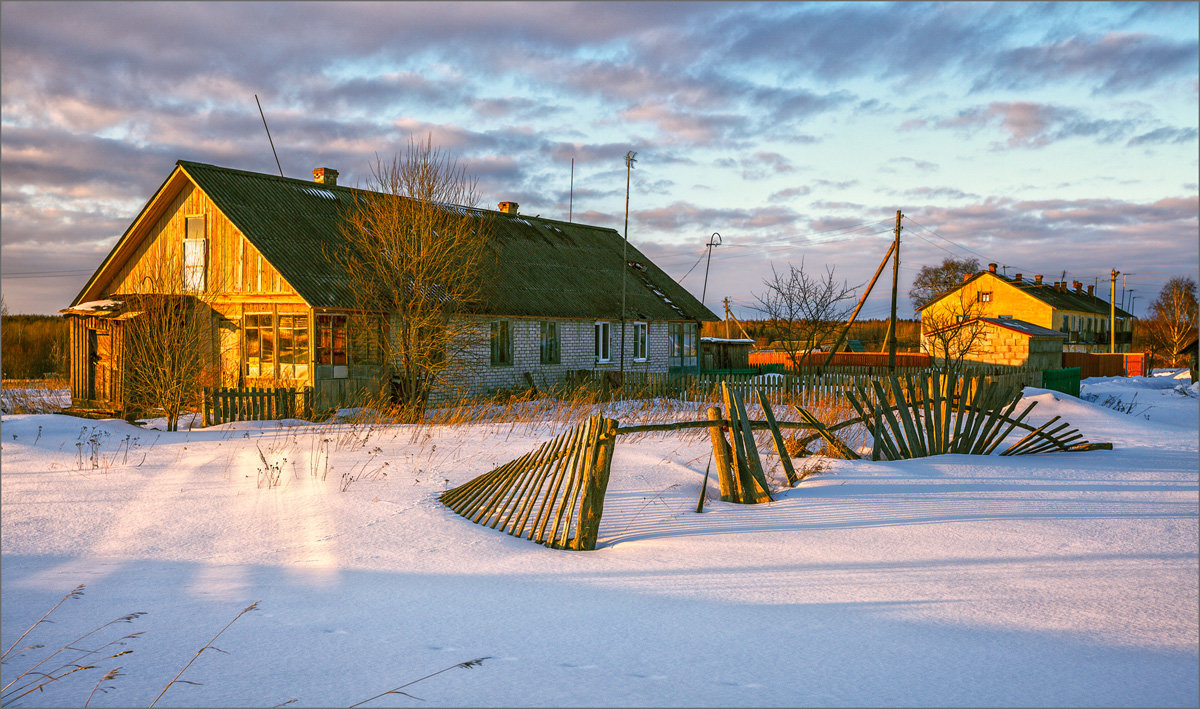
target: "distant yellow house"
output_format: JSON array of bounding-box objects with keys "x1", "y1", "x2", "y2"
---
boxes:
[{"x1": 918, "y1": 263, "x2": 1134, "y2": 355}]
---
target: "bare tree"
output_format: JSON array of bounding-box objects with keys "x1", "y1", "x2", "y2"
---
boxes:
[
  {"x1": 1144, "y1": 276, "x2": 1198, "y2": 365},
  {"x1": 919, "y1": 287, "x2": 988, "y2": 377},
  {"x1": 753, "y1": 260, "x2": 856, "y2": 368},
  {"x1": 121, "y1": 254, "x2": 216, "y2": 431},
  {"x1": 336, "y1": 136, "x2": 494, "y2": 417},
  {"x1": 909, "y1": 257, "x2": 981, "y2": 312}
]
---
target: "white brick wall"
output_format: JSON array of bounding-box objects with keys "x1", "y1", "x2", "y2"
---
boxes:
[{"x1": 429, "y1": 316, "x2": 677, "y2": 401}]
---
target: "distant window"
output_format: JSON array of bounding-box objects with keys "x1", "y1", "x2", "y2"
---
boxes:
[
  {"x1": 540, "y1": 321, "x2": 560, "y2": 365},
  {"x1": 668, "y1": 322, "x2": 697, "y2": 368},
  {"x1": 633, "y1": 322, "x2": 647, "y2": 360},
  {"x1": 595, "y1": 321, "x2": 611, "y2": 363},
  {"x1": 491, "y1": 321, "x2": 512, "y2": 366},
  {"x1": 316, "y1": 315, "x2": 348, "y2": 365},
  {"x1": 978, "y1": 291, "x2": 992, "y2": 303}
]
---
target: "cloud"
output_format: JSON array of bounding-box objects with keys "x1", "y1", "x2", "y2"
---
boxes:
[
  {"x1": 882, "y1": 157, "x2": 939, "y2": 173},
  {"x1": 1127, "y1": 126, "x2": 1199, "y2": 146},
  {"x1": 768, "y1": 186, "x2": 812, "y2": 202},
  {"x1": 903, "y1": 186, "x2": 979, "y2": 201},
  {"x1": 935, "y1": 102, "x2": 1135, "y2": 148},
  {"x1": 981, "y1": 32, "x2": 1199, "y2": 94}
]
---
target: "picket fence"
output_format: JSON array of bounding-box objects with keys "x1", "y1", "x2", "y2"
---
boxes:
[
  {"x1": 202, "y1": 386, "x2": 313, "y2": 426},
  {"x1": 587, "y1": 365, "x2": 1043, "y2": 411}
]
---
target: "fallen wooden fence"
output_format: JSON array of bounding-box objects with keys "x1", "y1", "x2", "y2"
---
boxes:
[
  {"x1": 441, "y1": 414, "x2": 619, "y2": 551},
  {"x1": 442, "y1": 375, "x2": 1112, "y2": 551},
  {"x1": 202, "y1": 386, "x2": 312, "y2": 426},
  {"x1": 795, "y1": 373, "x2": 1111, "y2": 460}
]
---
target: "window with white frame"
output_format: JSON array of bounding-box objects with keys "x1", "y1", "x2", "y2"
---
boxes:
[
  {"x1": 632, "y1": 322, "x2": 647, "y2": 361},
  {"x1": 183, "y1": 216, "x2": 206, "y2": 292},
  {"x1": 594, "y1": 321, "x2": 611, "y2": 363}
]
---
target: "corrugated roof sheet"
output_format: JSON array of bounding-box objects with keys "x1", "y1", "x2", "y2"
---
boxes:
[{"x1": 179, "y1": 161, "x2": 717, "y2": 321}]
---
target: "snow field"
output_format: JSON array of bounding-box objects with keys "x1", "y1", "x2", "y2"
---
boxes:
[{"x1": 1, "y1": 376, "x2": 1196, "y2": 706}]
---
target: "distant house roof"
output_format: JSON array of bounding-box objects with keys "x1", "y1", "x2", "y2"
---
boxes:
[
  {"x1": 918, "y1": 270, "x2": 1134, "y2": 319},
  {"x1": 73, "y1": 160, "x2": 718, "y2": 323},
  {"x1": 923, "y1": 316, "x2": 1066, "y2": 339},
  {"x1": 977, "y1": 317, "x2": 1066, "y2": 338}
]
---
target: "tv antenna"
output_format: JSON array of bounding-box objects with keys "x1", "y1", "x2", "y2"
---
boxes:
[{"x1": 255, "y1": 94, "x2": 284, "y2": 177}]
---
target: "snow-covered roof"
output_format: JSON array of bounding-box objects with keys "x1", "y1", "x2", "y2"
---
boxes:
[
  {"x1": 59, "y1": 299, "x2": 125, "y2": 316},
  {"x1": 979, "y1": 317, "x2": 1066, "y2": 338},
  {"x1": 700, "y1": 337, "x2": 755, "y2": 344},
  {"x1": 68, "y1": 299, "x2": 124, "y2": 312}
]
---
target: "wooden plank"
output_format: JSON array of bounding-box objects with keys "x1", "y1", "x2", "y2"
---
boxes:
[
  {"x1": 999, "y1": 415, "x2": 1062, "y2": 456},
  {"x1": 793, "y1": 405, "x2": 859, "y2": 460},
  {"x1": 721, "y1": 383, "x2": 752, "y2": 503},
  {"x1": 706, "y1": 406, "x2": 736, "y2": 502},
  {"x1": 537, "y1": 417, "x2": 592, "y2": 544},
  {"x1": 512, "y1": 427, "x2": 582, "y2": 539},
  {"x1": 980, "y1": 401, "x2": 1038, "y2": 455},
  {"x1": 888, "y1": 376, "x2": 925, "y2": 458},
  {"x1": 870, "y1": 379, "x2": 912, "y2": 459},
  {"x1": 550, "y1": 416, "x2": 599, "y2": 548},
  {"x1": 573, "y1": 417, "x2": 617, "y2": 550},
  {"x1": 756, "y1": 388, "x2": 797, "y2": 486},
  {"x1": 725, "y1": 382, "x2": 772, "y2": 503}
]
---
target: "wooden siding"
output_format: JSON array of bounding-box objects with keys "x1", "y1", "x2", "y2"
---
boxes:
[
  {"x1": 103, "y1": 181, "x2": 297, "y2": 299},
  {"x1": 67, "y1": 315, "x2": 126, "y2": 411}
]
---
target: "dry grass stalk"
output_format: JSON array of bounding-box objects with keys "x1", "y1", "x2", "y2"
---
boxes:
[
  {"x1": 348, "y1": 657, "x2": 491, "y2": 707},
  {"x1": 148, "y1": 601, "x2": 259, "y2": 708}
]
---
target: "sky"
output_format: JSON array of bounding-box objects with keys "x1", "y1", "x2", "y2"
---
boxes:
[{"x1": 1, "y1": 1, "x2": 1197, "y2": 320}]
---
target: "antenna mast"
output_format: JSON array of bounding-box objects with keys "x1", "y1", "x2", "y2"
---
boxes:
[
  {"x1": 569, "y1": 158, "x2": 574, "y2": 223},
  {"x1": 255, "y1": 94, "x2": 284, "y2": 177}
]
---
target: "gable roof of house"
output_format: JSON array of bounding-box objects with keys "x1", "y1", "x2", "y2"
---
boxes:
[
  {"x1": 917, "y1": 270, "x2": 1133, "y2": 319},
  {"x1": 75, "y1": 160, "x2": 718, "y2": 322}
]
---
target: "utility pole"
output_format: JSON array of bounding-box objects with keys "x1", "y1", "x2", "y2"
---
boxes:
[
  {"x1": 887, "y1": 209, "x2": 902, "y2": 371},
  {"x1": 1110, "y1": 268, "x2": 1119, "y2": 353},
  {"x1": 569, "y1": 158, "x2": 574, "y2": 223},
  {"x1": 621, "y1": 150, "x2": 636, "y2": 373},
  {"x1": 724, "y1": 297, "x2": 732, "y2": 339},
  {"x1": 701, "y1": 232, "x2": 721, "y2": 308}
]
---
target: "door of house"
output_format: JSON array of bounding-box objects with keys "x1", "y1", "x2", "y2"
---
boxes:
[
  {"x1": 88, "y1": 329, "x2": 112, "y2": 402},
  {"x1": 218, "y1": 319, "x2": 240, "y2": 387}
]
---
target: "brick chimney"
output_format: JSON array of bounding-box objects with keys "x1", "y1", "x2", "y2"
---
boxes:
[
  {"x1": 1072, "y1": 280, "x2": 1083, "y2": 293},
  {"x1": 1035, "y1": 274, "x2": 1043, "y2": 285},
  {"x1": 962, "y1": 273, "x2": 972, "y2": 282},
  {"x1": 1087, "y1": 285, "x2": 1094, "y2": 297},
  {"x1": 498, "y1": 201, "x2": 519, "y2": 214},
  {"x1": 313, "y1": 167, "x2": 338, "y2": 186},
  {"x1": 988, "y1": 263, "x2": 998, "y2": 273},
  {"x1": 1014, "y1": 273, "x2": 1022, "y2": 283}
]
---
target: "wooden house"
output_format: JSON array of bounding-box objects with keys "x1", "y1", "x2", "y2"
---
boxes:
[
  {"x1": 918, "y1": 263, "x2": 1135, "y2": 355},
  {"x1": 63, "y1": 161, "x2": 717, "y2": 416}
]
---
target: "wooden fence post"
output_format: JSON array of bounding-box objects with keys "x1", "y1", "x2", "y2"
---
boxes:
[
  {"x1": 706, "y1": 405, "x2": 736, "y2": 501},
  {"x1": 574, "y1": 417, "x2": 619, "y2": 550}
]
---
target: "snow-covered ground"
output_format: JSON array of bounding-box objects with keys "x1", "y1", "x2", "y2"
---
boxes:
[{"x1": 2, "y1": 374, "x2": 1197, "y2": 707}]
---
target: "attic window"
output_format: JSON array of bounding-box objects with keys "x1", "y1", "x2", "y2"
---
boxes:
[
  {"x1": 184, "y1": 216, "x2": 206, "y2": 292},
  {"x1": 627, "y1": 260, "x2": 646, "y2": 271},
  {"x1": 977, "y1": 291, "x2": 992, "y2": 303}
]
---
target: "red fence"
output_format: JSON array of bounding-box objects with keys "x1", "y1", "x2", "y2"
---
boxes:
[
  {"x1": 1061, "y1": 352, "x2": 1149, "y2": 378},
  {"x1": 749, "y1": 351, "x2": 933, "y2": 369}
]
